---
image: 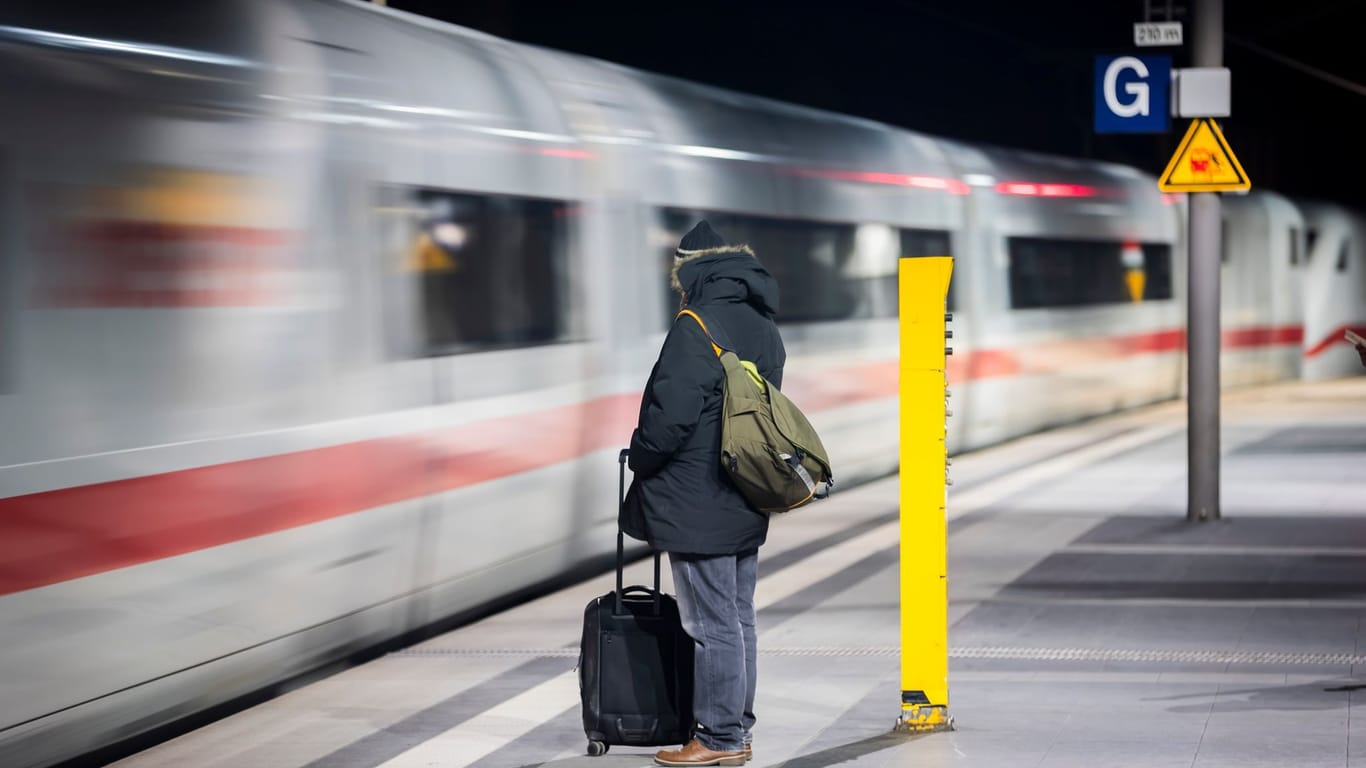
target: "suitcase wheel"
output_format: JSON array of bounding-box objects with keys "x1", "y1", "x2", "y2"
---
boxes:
[{"x1": 587, "y1": 740, "x2": 609, "y2": 757}]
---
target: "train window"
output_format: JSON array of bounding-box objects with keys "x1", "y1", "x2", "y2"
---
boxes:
[
  {"x1": 1306, "y1": 228, "x2": 1319, "y2": 260},
  {"x1": 1337, "y1": 240, "x2": 1350, "y2": 273},
  {"x1": 378, "y1": 186, "x2": 573, "y2": 356},
  {"x1": 1007, "y1": 238, "x2": 1173, "y2": 309},
  {"x1": 1289, "y1": 228, "x2": 1301, "y2": 266},
  {"x1": 1142, "y1": 244, "x2": 1175, "y2": 300},
  {"x1": 658, "y1": 209, "x2": 953, "y2": 323}
]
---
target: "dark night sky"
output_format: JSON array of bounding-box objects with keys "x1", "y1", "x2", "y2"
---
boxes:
[{"x1": 388, "y1": 0, "x2": 1366, "y2": 209}]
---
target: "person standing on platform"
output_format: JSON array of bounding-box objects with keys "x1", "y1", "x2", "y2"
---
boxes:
[{"x1": 621, "y1": 220, "x2": 786, "y2": 767}]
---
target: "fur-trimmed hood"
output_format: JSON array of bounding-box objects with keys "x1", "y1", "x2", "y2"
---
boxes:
[
  {"x1": 670, "y1": 243, "x2": 754, "y2": 292},
  {"x1": 670, "y1": 244, "x2": 779, "y2": 317}
]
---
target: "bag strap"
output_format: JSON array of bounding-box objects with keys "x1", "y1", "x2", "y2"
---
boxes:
[
  {"x1": 676, "y1": 309, "x2": 723, "y2": 357},
  {"x1": 678, "y1": 309, "x2": 770, "y2": 394}
]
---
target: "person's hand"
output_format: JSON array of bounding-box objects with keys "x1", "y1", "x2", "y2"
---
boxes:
[{"x1": 1356, "y1": 343, "x2": 1366, "y2": 367}]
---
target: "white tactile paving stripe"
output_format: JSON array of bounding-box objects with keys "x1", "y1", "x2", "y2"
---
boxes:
[
  {"x1": 752, "y1": 521, "x2": 899, "y2": 607},
  {"x1": 374, "y1": 672, "x2": 580, "y2": 768},
  {"x1": 104, "y1": 655, "x2": 541, "y2": 768}
]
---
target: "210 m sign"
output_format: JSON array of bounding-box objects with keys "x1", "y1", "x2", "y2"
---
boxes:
[{"x1": 1134, "y1": 22, "x2": 1183, "y2": 47}]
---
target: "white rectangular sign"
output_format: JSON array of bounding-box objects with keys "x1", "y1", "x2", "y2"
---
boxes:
[
  {"x1": 1134, "y1": 22, "x2": 1183, "y2": 47},
  {"x1": 1175, "y1": 67, "x2": 1231, "y2": 117}
]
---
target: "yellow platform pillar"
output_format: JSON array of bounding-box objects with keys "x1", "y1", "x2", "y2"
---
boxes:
[{"x1": 896, "y1": 255, "x2": 954, "y2": 733}]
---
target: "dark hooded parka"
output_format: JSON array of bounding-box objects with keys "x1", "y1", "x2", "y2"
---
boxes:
[{"x1": 622, "y1": 222, "x2": 786, "y2": 555}]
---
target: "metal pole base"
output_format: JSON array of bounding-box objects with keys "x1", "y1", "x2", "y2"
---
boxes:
[{"x1": 895, "y1": 705, "x2": 954, "y2": 733}]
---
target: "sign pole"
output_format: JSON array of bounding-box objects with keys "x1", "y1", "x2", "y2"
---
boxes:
[
  {"x1": 896, "y1": 255, "x2": 953, "y2": 733},
  {"x1": 1187, "y1": 0, "x2": 1223, "y2": 522}
]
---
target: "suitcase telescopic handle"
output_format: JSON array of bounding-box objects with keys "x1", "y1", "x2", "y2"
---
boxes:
[{"x1": 616, "y1": 448, "x2": 662, "y2": 616}]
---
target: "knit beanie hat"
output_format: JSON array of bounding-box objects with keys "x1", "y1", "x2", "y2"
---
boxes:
[{"x1": 675, "y1": 220, "x2": 727, "y2": 257}]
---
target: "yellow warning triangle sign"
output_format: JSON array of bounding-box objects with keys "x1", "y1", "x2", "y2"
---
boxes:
[{"x1": 1159, "y1": 118, "x2": 1251, "y2": 193}]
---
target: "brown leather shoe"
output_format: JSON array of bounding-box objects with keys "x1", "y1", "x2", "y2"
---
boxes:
[
  {"x1": 654, "y1": 738, "x2": 747, "y2": 766},
  {"x1": 745, "y1": 744, "x2": 753, "y2": 762}
]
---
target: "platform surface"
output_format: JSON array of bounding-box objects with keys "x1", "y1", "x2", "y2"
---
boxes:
[{"x1": 113, "y1": 378, "x2": 1366, "y2": 768}]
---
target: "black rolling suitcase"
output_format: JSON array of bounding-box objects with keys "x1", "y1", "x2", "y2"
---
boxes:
[{"x1": 579, "y1": 449, "x2": 694, "y2": 756}]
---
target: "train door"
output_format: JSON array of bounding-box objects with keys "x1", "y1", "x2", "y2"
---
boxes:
[
  {"x1": 939, "y1": 141, "x2": 1007, "y2": 449},
  {"x1": 518, "y1": 54, "x2": 659, "y2": 351},
  {"x1": 358, "y1": 25, "x2": 600, "y2": 624},
  {"x1": 1220, "y1": 196, "x2": 1273, "y2": 386},
  {"x1": 1301, "y1": 205, "x2": 1366, "y2": 380},
  {"x1": 512, "y1": 53, "x2": 676, "y2": 568},
  {"x1": 1265, "y1": 196, "x2": 1306, "y2": 380}
]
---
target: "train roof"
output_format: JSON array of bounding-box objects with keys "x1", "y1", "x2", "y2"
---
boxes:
[{"x1": 340, "y1": 0, "x2": 1153, "y2": 189}]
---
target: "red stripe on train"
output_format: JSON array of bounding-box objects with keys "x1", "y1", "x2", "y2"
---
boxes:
[
  {"x1": 0, "y1": 394, "x2": 641, "y2": 597},
  {"x1": 1224, "y1": 325, "x2": 1304, "y2": 349},
  {"x1": 1304, "y1": 324, "x2": 1366, "y2": 359},
  {"x1": 942, "y1": 325, "x2": 1298, "y2": 382},
  {"x1": 0, "y1": 323, "x2": 1304, "y2": 596}
]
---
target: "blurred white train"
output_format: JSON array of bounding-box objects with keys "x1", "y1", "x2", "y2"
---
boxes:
[{"x1": 0, "y1": 2, "x2": 1363, "y2": 765}]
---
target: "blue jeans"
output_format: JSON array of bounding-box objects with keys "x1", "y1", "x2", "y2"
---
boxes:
[{"x1": 669, "y1": 550, "x2": 758, "y2": 752}]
